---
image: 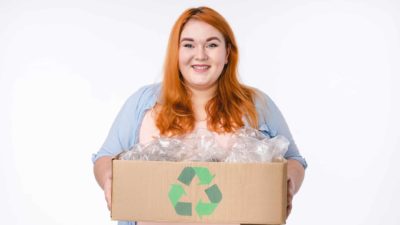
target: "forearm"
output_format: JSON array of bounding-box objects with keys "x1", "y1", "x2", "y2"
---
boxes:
[
  {"x1": 287, "y1": 159, "x2": 305, "y2": 194},
  {"x1": 94, "y1": 156, "x2": 113, "y2": 190}
]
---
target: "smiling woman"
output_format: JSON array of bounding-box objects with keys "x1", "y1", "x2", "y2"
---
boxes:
[
  {"x1": 178, "y1": 20, "x2": 228, "y2": 91},
  {"x1": 92, "y1": 6, "x2": 306, "y2": 225},
  {"x1": 156, "y1": 7, "x2": 259, "y2": 137}
]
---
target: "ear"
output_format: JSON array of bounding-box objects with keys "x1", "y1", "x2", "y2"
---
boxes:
[{"x1": 225, "y1": 44, "x2": 231, "y2": 64}]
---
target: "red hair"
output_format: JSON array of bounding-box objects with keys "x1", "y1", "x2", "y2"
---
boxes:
[{"x1": 156, "y1": 6, "x2": 258, "y2": 136}]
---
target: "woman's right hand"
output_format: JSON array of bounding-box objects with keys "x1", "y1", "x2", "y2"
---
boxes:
[
  {"x1": 94, "y1": 156, "x2": 114, "y2": 211},
  {"x1": 103, "y1": 175, "x2": 112, "y2": 211}
]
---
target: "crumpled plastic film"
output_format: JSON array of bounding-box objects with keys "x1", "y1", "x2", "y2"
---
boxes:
[
  {"x1": 225, "y1": 131, "x2": 289, "y2": 163},
  {"x1": 117, "y1": 127, "x2": 289, "y2": 163}
]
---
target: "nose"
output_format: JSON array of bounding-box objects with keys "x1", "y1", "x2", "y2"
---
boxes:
[{"x1": 195, "y1": 46, "x2": 208, "y2": 61}]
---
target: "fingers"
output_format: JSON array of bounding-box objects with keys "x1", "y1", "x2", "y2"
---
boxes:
[
  {"x1": 105, "y1": 191, "x2": 111, "y2": 211},
  {"x1": 286, "y1": 178, "x2": 295, "y2": 219},
  {"x1": 286, "y1": 200, "x2": 292, "y2": 218},
  {"x1": 104, "y1": 178, "x2": 112, "y2": 211}
]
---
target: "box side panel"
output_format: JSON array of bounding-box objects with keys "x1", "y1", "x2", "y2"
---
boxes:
[{"x1": 112, "y1": 160, "x2": 286, "y2": 225}]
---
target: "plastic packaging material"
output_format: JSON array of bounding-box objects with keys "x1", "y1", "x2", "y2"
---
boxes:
[
  {"x1": 117, "y1": 127, "x2": 289, "y2": 163},
  {"x1": 225, "y1": 129, "x2": 289, "y2": 163}
]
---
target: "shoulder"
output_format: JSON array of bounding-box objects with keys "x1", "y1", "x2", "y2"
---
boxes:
[
  {"x1": 114, "y1": 83, "x2": 161, "y2": 125},
  {"x1": 251, "y1": 88, "x2": 273, "y2": 119},
  {"x1": 250, "y1": 88, "x2": 281, "y2": 136},
  {"x1": 252, "y1": 88, "x2": 271, "y2": 106},
  {"x1": 125, "y1": 83, "x2": 161, "y2": 107},
  {"x1": 127, "y1": 83, "x2": 161, "y2": 101}
]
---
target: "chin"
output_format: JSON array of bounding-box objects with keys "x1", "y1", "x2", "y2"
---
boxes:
[{"x1": 191, "y1": 82, "x2": 218, "y2": 90}]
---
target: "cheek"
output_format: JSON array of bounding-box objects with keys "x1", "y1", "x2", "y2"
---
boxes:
[
  {"x1": 213, "y1": 49, "x2": 227, "y2": 65},
  {"x1": 179, "y1": 50, "x2": 191, "y2": 66},
  {"x1": 178, "y1": 51, "x2": 192, "y2": 77}
]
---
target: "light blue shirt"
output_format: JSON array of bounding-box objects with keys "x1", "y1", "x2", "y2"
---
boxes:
[{"x1": 92, "y1": 83, "x2": 307, "y2": 225}]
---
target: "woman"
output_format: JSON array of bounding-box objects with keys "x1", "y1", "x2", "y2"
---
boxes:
[{"x1": 93, "y1": 6, "x2": 307, "y2": 225}]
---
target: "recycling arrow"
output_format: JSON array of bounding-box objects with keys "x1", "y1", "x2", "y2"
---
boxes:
[
  {"x1": 168, "y1": 166, "x2": 223, "y2": 218},
  {"x1": 168, "y1": 184, "x2": 186, "y2": 206},
  {"x1": 193, "y1": 167, "x2": 215, "y2": 185},
  {"x1": 205, "y1": 184, "x2": 222, "y2": 203},
  {"x1": 195, "y1": 200, "x2": 218, "y2": 218},
  {"x1": 168, "y1": 183, "x2": 192, "y2": 216}
]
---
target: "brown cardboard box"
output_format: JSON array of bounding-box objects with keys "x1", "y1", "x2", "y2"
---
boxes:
[{"x1": 111, "y1": 160, "x2": 287, "y2": 225}]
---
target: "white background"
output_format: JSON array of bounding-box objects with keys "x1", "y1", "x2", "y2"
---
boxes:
[{"x1": 1, "y1": 0, "x2": 399, "y2": 224}]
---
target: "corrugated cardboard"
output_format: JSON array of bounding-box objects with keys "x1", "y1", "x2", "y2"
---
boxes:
[{"x1": 111, "y1": 160, "x2": 287, "y2": 225}]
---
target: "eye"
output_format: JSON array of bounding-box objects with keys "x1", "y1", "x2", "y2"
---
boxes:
[
  {"x1": 183, "y1": 43, "x2": 194, "y2": 48},
  {"x1": 207, "y1": 43, "x2": 218, "y2": 48}
]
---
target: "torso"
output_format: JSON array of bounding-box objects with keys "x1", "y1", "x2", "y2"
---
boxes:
[{"x1": 137, "y1": 108, "x2": 239, "y2": 225}]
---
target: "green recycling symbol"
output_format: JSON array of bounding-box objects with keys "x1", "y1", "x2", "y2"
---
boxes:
[{"x1": 168, "y1": 166, "x2": 222, "y2": 218}]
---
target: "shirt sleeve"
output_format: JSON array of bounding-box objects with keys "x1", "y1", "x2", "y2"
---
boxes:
[
  {"x1": 257, "y1": 92, "x2": 308, "y2": 169},
  {"x1": 91, "y1": 86, "x2": 148, "y2": 163}
]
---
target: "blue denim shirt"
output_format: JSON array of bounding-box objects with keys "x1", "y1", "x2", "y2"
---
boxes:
[{"x1": 92, "y1": 83, "x2": 307, "y2": 225}]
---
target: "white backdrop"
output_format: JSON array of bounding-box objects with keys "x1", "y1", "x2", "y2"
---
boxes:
[{"x1": 1, "y1": 0, "x2": 399, "y2": 224}]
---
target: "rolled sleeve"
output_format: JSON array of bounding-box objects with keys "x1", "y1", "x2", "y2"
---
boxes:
[{"x1": 91, "y1": 149, "x2": 114, "y2": 163}]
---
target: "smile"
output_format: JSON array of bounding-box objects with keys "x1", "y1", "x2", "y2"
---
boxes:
[{"x1": 192, "y1": 65, "x2": 210, "y2": 73}]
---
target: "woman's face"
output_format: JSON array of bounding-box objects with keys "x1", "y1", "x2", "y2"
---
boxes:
[{"x1": 179, "y1": 19, "x2": 229, "y2": 91}]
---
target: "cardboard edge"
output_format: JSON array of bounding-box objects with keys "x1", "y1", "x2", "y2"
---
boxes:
[
  {"x1": 111, "y1": 158, "x2": 117, "y2": 220},
  {"x1": 281, "y1": 160, "x2": 288, "y2": 224}
]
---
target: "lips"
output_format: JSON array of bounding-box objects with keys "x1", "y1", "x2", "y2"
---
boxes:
[{"x1": 192, "y1": 65, "x2": 210, "y2": 73}]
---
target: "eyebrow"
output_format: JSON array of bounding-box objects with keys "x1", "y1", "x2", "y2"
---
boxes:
[{"x1": 180, "y1": 36, "x2": 222, "y2": 43}]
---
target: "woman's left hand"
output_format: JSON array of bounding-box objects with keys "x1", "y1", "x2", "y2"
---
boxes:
[
  {"x1": 286, "y1": 177, "x2": 295, "y2": 218},
  {"x1": 286, "y1": 159, "x2": 305, "y2": 219}
]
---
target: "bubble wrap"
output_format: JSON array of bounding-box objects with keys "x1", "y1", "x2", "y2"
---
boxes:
[{"x1": 117, "y1": 127, "x2": 289, "y2": 163}]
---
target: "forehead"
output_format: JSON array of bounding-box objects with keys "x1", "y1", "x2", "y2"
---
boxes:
[{"x1": 180, "y1": 19, "x2": 224, "y2": 41}]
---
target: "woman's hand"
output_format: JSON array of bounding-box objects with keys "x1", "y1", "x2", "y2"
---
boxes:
[
  {"x1": 94, "y1": 156, "x2": 113, "y2": 211},
  {"x1": 103, "y1": 175, "x2": 112, "y2": 211},
  {"x1": 286, "y1": 159, "x2": 305, "y2": 219},
  {"x1": 286, "y1": 177, "x2": 295, "y2": 218}
]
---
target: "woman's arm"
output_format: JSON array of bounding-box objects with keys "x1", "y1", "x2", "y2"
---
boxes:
[
  {"x1": 286, "y1": 159, "x2": 305, "y2": 217},
  {"x1": 94, "y1": 156, "x2": 113, "y2": 211}
]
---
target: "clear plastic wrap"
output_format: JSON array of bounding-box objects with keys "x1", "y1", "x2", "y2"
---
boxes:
[
  {"x1": 117, "y1": 127, "x2": 289, "y2": 163},
  {"x1": 225, "y1": 128, "x2": 289, "y2": 162}
]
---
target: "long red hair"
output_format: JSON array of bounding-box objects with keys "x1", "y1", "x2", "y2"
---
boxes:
[{"x1": 156, "y1": 6, "x2": 258, "y2": 136}]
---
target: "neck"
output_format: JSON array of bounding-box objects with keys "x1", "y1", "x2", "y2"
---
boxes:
[
  {"x1": 187, "y1": 84, "x2": 218, "y2": 121},
  {"x1": 189, "y1": 84, "x2": 217, "y2": 106}
]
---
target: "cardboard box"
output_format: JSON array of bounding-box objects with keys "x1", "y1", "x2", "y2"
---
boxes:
[{"x1": 111, "y1": 160, "x2": 287, "y2": 225}]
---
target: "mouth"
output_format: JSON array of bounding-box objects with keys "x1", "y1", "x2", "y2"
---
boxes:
[{"x1": 191, "y1": 65, "x2": 211, "y2": 73}]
